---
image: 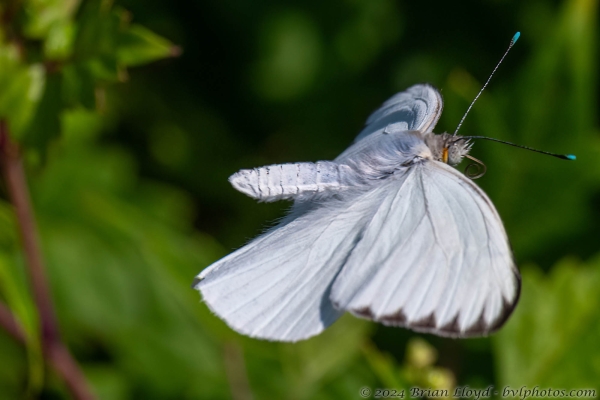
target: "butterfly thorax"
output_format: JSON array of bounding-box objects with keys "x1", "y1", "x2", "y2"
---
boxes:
[{"x1": 423, "y1": 132, "x2": 472, "y2": 166}]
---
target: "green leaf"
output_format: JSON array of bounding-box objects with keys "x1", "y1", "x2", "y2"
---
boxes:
[
  {"x1": 0, "y1": 45, "x2": 46, "y2": 138},
  {"x1": 23, "y1": 0, "x2": 81, "y2": 39},
  {"x1": 494, "y1": 258, "x2": 600, "y2": 389},
  {"x1": 73, "y1": 1, "x2": 121, "y2": 74},
  {"x1": 62, "y1": 64, "x2": 96, "y2": 109},
  {"x1": 74, "y1": 3, "x2": 177, "y2": 80},
  {"x1": 85, "y1": 55, "x2": 121, "y2": 82},
  {"x1": 21, "y1": 73, "x2": 63, "y2": 151},
  {"x1": 44, "y1": 21, "x2": 76, "y2": 60},
  {"x1": 117, "y1": 24, "x2": 179, "y2": 67}
]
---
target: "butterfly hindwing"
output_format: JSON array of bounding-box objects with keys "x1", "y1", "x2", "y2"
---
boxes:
[{"x1": 353, "y1": 84, "x2": 443, "y2": 143}]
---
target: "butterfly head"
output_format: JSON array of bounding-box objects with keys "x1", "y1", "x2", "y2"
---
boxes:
[
  {"x1": 445, "y1": 136, "x2": 473, "y2": 166},
  {"x1": 424, "y1": 133, "x2": 472, "y2": 166}
]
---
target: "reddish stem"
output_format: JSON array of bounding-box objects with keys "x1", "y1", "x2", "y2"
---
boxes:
[
  {"x1": 0, "y1": 121, "x2": 95, "y2": 400},
  {"x1": 0, "y1": 121, "x2": 59, "y2": 346},
  {"x1": 47, "y1": 343, "x2": 95, "y2": 400}
]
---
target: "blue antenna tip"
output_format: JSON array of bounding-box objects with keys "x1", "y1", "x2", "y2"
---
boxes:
[
  {"x1": 512, "y1": 32, "x2": 521, "y2": 44},
  {"x1": 566, "y1": 154, "x2": 576, "y2": 160}
]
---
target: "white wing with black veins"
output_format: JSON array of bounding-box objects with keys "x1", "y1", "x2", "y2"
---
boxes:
[
  {"x1": 330, "y1": 161, "x2": 520, "y2": 337},
  {"x1": 193, "y1": 182, "x2": 395, "y2": 342}
]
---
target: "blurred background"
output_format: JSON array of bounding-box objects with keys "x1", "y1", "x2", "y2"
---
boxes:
[{"x1": 0, "y1": 0, "x2": 599, "y2": 398}]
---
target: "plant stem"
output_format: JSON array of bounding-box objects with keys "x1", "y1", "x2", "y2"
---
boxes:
[
  {"x1": 0, "y1": 300, "x2": 25, "y2": 343},
  {"x1": 0, "y1": 120, "x2": 95, "y2": 400},
  {"x1": 0, "y1": 122, "x2": 59, "y2": 347}
]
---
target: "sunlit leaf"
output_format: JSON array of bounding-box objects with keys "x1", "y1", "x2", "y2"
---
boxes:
[
  {"x1": 23, "y1": 0, "x2": 81, "y2": 39},
  {"x1": 44, "y1": 21, "x2": 76, "y2": 60},
  {"x1": 0, "y1": 45, "x2": 46, "y2": 138}
]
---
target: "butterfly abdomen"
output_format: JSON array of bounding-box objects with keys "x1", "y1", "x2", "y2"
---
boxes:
[{"x1": 229, "y1": 162, "x2": 356, "y2": 202}]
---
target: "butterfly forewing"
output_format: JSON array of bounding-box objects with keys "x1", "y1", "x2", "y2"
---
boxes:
[{"x1": 330, "y1": 161, "x2": 519, "y2": 337}]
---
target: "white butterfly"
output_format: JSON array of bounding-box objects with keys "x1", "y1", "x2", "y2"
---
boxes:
[{"x1": 193, "y1": 84, "x2": 520, "y2": 342}]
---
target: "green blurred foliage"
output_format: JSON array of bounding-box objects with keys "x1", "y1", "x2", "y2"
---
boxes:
[
  {"x1": 495, "y1": 257, "x2": 600, "y2": 387},
  {"x1": 0, "y1": 0, "x2": 599, "y2": 399}
]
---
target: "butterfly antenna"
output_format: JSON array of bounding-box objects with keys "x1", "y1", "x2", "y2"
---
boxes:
[
  {"x1": 453, "y1": 32, "x2": 521, "y2": 136},
  {"x1": 461, "y1": 136, "x2": 576, "y2": 160}
]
